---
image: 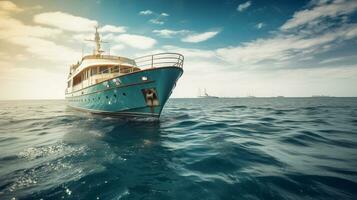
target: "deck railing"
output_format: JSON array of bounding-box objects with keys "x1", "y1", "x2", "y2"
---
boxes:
[{"x1": 134, "y1": 53, "x2": 184, "y2": 69}]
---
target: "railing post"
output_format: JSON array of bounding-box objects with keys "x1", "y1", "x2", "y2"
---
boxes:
[{"x1": 151, "y1": 55, "x2": 153, "y2": 68}]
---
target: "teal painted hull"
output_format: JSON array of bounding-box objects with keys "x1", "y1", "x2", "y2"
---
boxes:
[{"x1": 65, "y1": 66, "x2": 183, "y2": 118}]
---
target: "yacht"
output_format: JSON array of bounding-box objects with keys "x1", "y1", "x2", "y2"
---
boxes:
[
  {"x1": 198, "y1": 88, "x2": 219, "y2": 98},
  {"x1": 65, "y1": 28, "x2": 184, "y2": 118}
]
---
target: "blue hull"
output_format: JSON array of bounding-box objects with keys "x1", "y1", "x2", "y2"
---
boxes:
[{"x1": 65, "y1": 66, "x2": 183, "y2": 118}]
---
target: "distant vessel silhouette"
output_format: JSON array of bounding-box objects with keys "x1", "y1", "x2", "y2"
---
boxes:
[{"x1": 198, "y1": 88, "x2": 219, "y2": 98}]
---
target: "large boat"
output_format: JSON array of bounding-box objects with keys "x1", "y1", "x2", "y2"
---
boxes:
[
  {"x1": 65, "y1": 28, "x2": 184, "y2": 118},
  {"x1": 198, "y1": 88, "x2": 219, "y2": 98}
]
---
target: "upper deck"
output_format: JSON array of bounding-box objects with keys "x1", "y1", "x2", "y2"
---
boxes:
[
  {"x1": 65, "y1": 27, "x2": 183, "y2": 94},
  {"x1": 66, "y1": 52, "x2": 184, "y2": 94}
]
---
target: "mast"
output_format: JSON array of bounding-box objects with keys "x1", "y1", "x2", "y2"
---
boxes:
[
  {"x1": 94, "y1": 27, "x2": 101, "y2": 55},
  {"x1": 204, "y1": 88, "x2": 208, "y2": 96},
  {"x1": 86, "y1": 26, "x2": 106, "y2": 56}
]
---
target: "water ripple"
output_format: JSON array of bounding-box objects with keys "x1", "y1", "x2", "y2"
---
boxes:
[{"x1": 0, "y1": 98, "x2": 357, "y2": 199}]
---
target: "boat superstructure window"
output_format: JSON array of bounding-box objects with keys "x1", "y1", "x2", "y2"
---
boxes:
[
  {"x1": 100, "y1": 66, "x2": 109, "y2": 74},
  {"x1": 91, "y1": 67, "x2": 97, "y2": 76},
  {"x1": 112, "y1": 66, "x2": 119, "y2": 73}
]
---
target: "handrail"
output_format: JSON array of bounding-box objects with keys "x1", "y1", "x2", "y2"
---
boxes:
[{"x1": 134, "y1": 53, "x2": 184, "y2": 69}]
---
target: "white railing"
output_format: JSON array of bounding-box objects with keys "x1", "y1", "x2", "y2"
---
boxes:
[{"x1": 134, "y1": 53, "x2": 184, "y2": 69}]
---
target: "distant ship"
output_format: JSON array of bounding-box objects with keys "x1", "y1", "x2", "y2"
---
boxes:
[
  {"x1": 311, "y1": 95, "x2": 333, "y2": 98},
  {"x1": 65, "y1": 27, "x2": 184, "y2": 118},
  {"x1": 198, "y1": 88, "x2": 219, "y2": 98}
]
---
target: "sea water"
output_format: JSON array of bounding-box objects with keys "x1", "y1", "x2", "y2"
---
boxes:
[{"x1": 0, "y1": 98, "x2": 356, "y2": 199}]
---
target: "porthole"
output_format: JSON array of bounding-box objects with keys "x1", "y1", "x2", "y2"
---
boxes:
[
  {"x1": 142, "y1": 76, "x2": 148, "y2": 81},
  {"x1": 123, "y1": 93, "x2": 126, "y2": 96},
  {"x1": 114, "y1": 94, "x2": 117, "y2": 98}
]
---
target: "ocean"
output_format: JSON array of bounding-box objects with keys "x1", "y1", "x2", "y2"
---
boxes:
[{"x1": 0, "y1": 98, "x2": 356, "y2": 200}]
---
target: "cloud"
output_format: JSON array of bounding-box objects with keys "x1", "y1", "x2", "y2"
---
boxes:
[
  {"x1": 139, "y1": 10, "x2": 153, "y2": 15},
  {"x1": 237, "y1": 1, "x2": 251, "y2": 12},
  {"x1": 255, "y1": 22, "x2": 265, "y2": 29},
  {"x1": 162, "y1": 45, "x2": 216, "y2": 59},
  {"x1": 216, "y1": 24, "x2": 357, "y2": 66},
  {"x1": 9, "y1": 36, "x2": 80, "y2": 62},
  {"x1": 149, "y1": 19, "x2": 164, "y2": 25},
  {"x1": 115, "y1": 34, "x2": 156, "y2": 49},
  {"x1": 0, "y1": 1, "x2": 23, "y2": 12},
  {"x1": 281, "y1": 0, "x2": 357, "y2": 30},
  {"x1": 139, "y1": 10, "x2": 169, "y2": 25},
  {"x1": 153, "y1": 29, "x2": 189, "y2": 38},
  {"x1": 0, "y1": 3, "x2": 79, "y2": 64},
  {"x1": 99, "y1": 25, "x2": 126, "y2": 33},
  {"x1": 215, "y1": 0, "x2": 357, "y2": 68},
  {"x1": 0, "y1": 16, "x2": 62, "y2": 39},
  {"x1": 33, "y1": 11, "x2": 98, "y2": 32},
  {"x1": 182, "y1": 31, "x2": 220, "y2": 43}
]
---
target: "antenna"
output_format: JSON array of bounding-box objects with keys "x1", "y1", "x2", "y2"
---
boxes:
[{"x1": 85, "y1": 26, "x2": 108, "y2": 56}]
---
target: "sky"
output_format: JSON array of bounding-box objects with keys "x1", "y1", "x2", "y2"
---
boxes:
[{"x1": 0, "y1": 0, "x2": 357, "y2": 100}]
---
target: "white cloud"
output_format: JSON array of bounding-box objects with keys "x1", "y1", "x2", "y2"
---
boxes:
[
  {"x1": 115, "y1": 34, "x2": 156, "y2": 49},
  {"x1": 255, "y1": 22, "x2": 265, "y2": 29},
  {"x1": 237, "y1": 1, "x2": 251, "y2": 12},
  {"x1": 149, "y1": 18, "x2": 164, "y2": 25},
  {"x1": 281, "y1": 0, "x2": 357, "y2": 30},
  {"x1": 139, "y1": 10, "x2": 153, "y2": 15},
  {"x1": 0, "y1": 4, "x2": 80, "y2": 64},
  {"x1": 33, "y1": 11, "x2": 98, "y2": 32},
  {"x1": 139, "y1": 10, "x2": 169, "y2": 25},
  {"x1": 216, "y1": 24, "x2": 357, "y2": 66},
  {"x1": 0, "y1": 1, "x2": 23, "y2": 12},
  {"x1": 99, "y1": 25, "x2": 126, "y2": 33},
  {"x1": 162, "y1": 45, "x2": 216, "y2": 59},
  {"x1": 319, "y1": 57, "x2": 345, "y2": 64},
  {"x1": 182, "y1": 31, "x2": 220, "y2": 43},
  {"x1": 0, "y1": 16, "x2": 62, "y2": 39},
  {"x1": 153, "y1": 29, "x2": 189, "y2": 38},
  {"x1": 111, "y1": 44, "x2": 125, "y2": 51},
  {"x1": 9, "y1": 36, "x2": 80, "y2": 62}
]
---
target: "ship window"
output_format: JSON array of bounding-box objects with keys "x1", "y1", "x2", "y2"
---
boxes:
[
  {"x1": 100, "y1": 66, "x2": 108, "y2": 74},
  {"x1": 91, "y1": 67, "x2": 97, "y2": 76},
  {"x1": 114, "y1": 94, "x2": 117, "y2": 98},
  {"x1": 123, "y1": 92, "x2": 126, "y2": 96},
  {"x1": 106, "y1": 96, "x2": 109, "y2": 99},
  {"x1": 142, "y1": 76, "x2": 148, "y2": 81},
  {"x1": 112, "y1": 66, "x2": 119, "y2": 73}
]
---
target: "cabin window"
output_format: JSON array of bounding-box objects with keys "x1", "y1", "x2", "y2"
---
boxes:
[
  {"x1": 100, "y1": 66, "x2": 108, "y2": 74},
  {"x1": 112, "y1": 66, "x2": 119, "y2": 73},
  {"x1": 73, "y1": 74, "x2": 82, "y2": 86},
  {"x1": 91, "y1": 67, "x2": 97, "y2": 76}
]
